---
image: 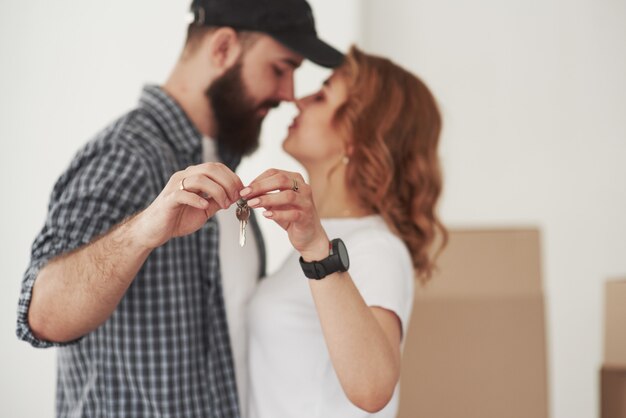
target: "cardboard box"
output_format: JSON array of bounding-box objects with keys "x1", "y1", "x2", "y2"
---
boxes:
[
  {"x1": 398, "y1": 229, "x2": 549, "y2": 418},
  {"x1": 604, "y1": 280, "x2": 626, "y2": 368},
  {"x1": 601, "y1": 367, "x2": 626, "y2": 418},
  {"x1": 601, "y1": 279, "x2": 626, "y2": 418}
]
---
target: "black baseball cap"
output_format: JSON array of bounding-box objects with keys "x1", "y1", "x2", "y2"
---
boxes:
[{"x1": 189, "y1": 0, "x2": 344, "y2": 68}]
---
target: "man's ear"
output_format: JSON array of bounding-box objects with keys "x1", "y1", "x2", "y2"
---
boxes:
[{"x1": 207, "y1": 27, "x2": 242, "y2": 75}]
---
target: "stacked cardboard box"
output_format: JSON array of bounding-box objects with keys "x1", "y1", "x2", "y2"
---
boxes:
[
  {"x1": 398, "y1": 229, "x2": 549, "y2": 418},
  {"x1": 601, "y1": 279, "x2": 626, "y2": 418}
]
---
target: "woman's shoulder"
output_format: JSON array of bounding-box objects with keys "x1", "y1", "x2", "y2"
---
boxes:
[
  {"x1": 338, "y1": 216, "x2": 415, "y2": 311},
  {"x1": 347, "y1": 215, "x2": 406, "y2": 245},
  {"x1": 326, "y1": 216, "x2": 412, "y2": 269}
]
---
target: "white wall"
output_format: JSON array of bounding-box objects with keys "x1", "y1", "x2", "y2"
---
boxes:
[
  {"x1": 2, "y1": 1, "x2": 625, "y2": 417},
  {"x1": 362, "y1": 1, "x2": 626, "y2": 418},
  {"x1": 0, "y1": 1, "x2": 360, "y2": 416}
]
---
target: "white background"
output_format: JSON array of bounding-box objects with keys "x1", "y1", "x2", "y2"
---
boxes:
[{"x1": 1, "y1": 1, "x2": 624, "y2": 417}]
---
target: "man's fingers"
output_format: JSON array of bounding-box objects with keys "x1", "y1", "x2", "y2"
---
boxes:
[
  {"x1": 185, "y1": 162, "x2": 244, "y2": 204},
  {"x1": 174, "y1": 189, "x2": 211, "y2": 211},
  {"x1": 177, "y1": 175, "x2": 230, "y2": 209}
]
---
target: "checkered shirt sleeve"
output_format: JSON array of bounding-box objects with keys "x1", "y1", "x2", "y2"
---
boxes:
[{"x1": 15, "y1": 86, "x2": 242, "y2": 417}]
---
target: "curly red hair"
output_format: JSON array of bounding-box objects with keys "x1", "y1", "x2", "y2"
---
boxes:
[{"x1": 335, "y1": 46, "x2": 447, "y2": 283}]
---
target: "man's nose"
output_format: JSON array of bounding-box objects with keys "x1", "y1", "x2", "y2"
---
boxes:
[
  {"x1": 294, "y1": 96, "x2": 305, "y2": 111},
  {"x1": 276, "y1": 74, "x2": 295, "y2": 102}
]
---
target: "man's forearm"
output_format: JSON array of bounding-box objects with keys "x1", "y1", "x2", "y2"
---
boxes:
[
  {"x1": 28, "y1": 214, "x2": 152, "y2": 343},
  {"x1": 27, "y1": 162, "x2": 244, "y2": 343}
]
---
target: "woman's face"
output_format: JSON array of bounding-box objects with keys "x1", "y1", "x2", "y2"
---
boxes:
[{"x1": 283, "y1": 71, "x2": 349, "y2": 166}]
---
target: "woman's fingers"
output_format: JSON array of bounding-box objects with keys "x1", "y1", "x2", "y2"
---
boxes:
[
  {"x1": 241, "y1": 170, "x2": 307, "y2": 199},
  {"x1": 246, "y1": 189, "x2": 303, "y2": 210},
  {"x1": 248, "y1": 168, "x2": 281, "y2": 185},
  {"x1": 262, "y1": 208, "x2": 302, "y2": 227},
  {"x1": 248, "y1": 171, "x2": 326, "y2": 255}
]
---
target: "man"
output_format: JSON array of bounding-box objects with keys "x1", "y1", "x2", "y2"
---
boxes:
[{"x1": 16, "y1": 0, "x2": 343, "y2": 416}]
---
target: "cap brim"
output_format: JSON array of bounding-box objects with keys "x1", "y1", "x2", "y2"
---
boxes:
[{"x1": 271, "y1": 33, "x2": 344, "y2": 68}]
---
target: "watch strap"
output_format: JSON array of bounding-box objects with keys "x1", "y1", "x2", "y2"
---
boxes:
[
  {"x1": 299, "y1": 238, "x2": 348, "y2": 280},
  {"x1": 299, "y1": 256, "x2": 330, "y2": 280}
]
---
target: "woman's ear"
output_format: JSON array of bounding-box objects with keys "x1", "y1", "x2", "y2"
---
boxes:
[
  {"x1": 344, "y1": 143, "x2": 354, "y2": 158},
  {"x1": 206, "y1": 27, "x2": 242, "y2": 75}
]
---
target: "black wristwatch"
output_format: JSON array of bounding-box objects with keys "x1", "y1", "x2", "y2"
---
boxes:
[{"x1": 299, "y1": 238, "x2": 350, "y2": 280}]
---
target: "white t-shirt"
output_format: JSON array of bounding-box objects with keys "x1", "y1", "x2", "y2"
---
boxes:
[
  {"x1": 203, "y1": 138, "x2": 260, "y2": 417},
  {"x1": 247, "y1": 215, "x2": 414, "y2": 418}
]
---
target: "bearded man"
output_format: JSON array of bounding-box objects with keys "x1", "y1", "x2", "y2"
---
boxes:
[{"x1": 16, "y1": 1, "x2": 342, "y2": 417}]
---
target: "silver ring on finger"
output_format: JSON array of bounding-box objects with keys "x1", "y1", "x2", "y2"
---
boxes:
[{"x1": 179, "y1": 177, "x2": 188, "y2": 191}]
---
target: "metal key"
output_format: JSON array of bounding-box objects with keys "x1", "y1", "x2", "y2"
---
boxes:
[{"x1": 236, "y1": 198, "x2": 250, "y2": 247}]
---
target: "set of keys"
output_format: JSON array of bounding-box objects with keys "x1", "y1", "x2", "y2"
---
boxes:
[{"x1": 236, "y1": 198, "x2": 250, "y2": 247}]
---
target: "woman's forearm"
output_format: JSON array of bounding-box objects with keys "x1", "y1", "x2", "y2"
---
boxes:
[{"x1": 309, "y1": 272, "x2": 402, "y2": 412}]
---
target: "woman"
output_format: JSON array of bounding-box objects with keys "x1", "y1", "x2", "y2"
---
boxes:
[{"x1": 240, "y1": 46, "x2": 447, "y2": 417}]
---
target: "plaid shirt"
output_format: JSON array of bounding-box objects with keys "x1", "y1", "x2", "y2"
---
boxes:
[{"x1": 16, "y1": 85, "x2": 265, "y2": 418}]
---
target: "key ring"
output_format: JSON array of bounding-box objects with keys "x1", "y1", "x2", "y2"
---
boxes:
[{"x1": 236, "y1": 198, "x2": 250, "y2": 247}]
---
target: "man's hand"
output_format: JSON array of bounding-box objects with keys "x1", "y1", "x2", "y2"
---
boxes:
[
  {"x1": 28, "y1": 162, "x2": 243, "y2": 343},
  {"x1": 135, "y1": 162, "x2": 244, "y2": 249}
]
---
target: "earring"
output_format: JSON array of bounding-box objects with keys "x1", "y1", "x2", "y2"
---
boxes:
[{"x1": 342, "y1": 156, "x2": 350, "y2": 165}]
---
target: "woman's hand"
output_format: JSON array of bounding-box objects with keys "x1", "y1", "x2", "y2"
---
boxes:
[{"x1": 241, "y1": 169, "x2": 330, "y2": 261}]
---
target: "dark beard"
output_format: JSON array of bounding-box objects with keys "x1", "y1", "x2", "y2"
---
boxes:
[{"x1": 206, "y1": 62, "x2": 278, "y2": 158}]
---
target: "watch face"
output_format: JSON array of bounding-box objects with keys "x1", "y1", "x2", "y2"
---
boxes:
[{"x1": 336, "y1": 240, "x2": 350, "y2": 270}]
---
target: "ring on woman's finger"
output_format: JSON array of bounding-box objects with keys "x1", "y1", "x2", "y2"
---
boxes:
[
  {"x1": 291, "y1": 178, "x2": 299, "y2": 192},
  {"x1": 179, "y1": 178, "x2": 188, "y2": 191}
]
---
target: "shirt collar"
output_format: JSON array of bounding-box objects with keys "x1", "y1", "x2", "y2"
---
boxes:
[
  {"x1": 138, "y1": 85, "x2": 241, "y2": 171},
  {"x1": 138, "y1": 84, "x2": 202, "y2": 159}
]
